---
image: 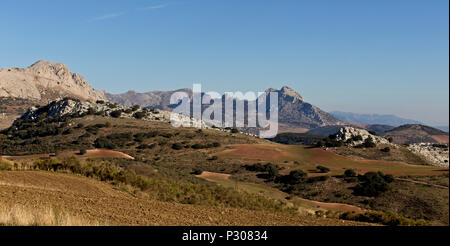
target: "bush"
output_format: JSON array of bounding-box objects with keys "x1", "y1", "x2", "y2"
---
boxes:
[
  {"x1": 132, "y1": 105, "x2": 140, "y2": 111},
  {"x1": 110, "y1": 110, "x2": 122, "y2": 118},
  {"x1": 79, "y1": 149, "x2": 87, "y2": 155},
  {"x1": 230, "y1": 128, "x2": 239, "y2": 134},
  {"x1": 191, "y1": 169, "x2": 203, "y2": 175},
  {"x1": 317, "y1": 166, "x2": 330, "y2": 173},
  {"x1": 344, "y1": 169, "x2": 357, "y2": 177},
  {"x1": 62, "y1": 128, "x2": 73, "y2": 135},
  {"x1": 94, "y1": 137, "x2": 116, "y2": 149},
  {"x1": 340, "y1": 211, "x2": 429, "y2": 226},
  {"x1": 362, "y1": 137, "x2": 377, "y2": 148},
  {"x1": 172, "y1": 143, "x2": 184, "y2": 150},
  {"x1": 352, "y1": 135, "x2": 363, "y2": 141},
  {"x1": 353, "y1": 172, "x2": 394, "y2": 197},
  {"x1": 133, "y1": 111, "x2": 147, "y2": 119},
  {"x1": 315, "y1": 140, "x2": 325, "y2": 148},
  {"x1": 381, "y1": 147, "x2": 391, "y2": 153},
  {"x1": 307, "y1": 175, "x2": 330, "y2": 183},
  {"x1": 276, "y1": 170, "x2": 307, "y2": 185}
]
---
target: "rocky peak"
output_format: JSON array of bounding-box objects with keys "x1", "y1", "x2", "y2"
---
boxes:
[
  {"x1": 0, "y1": 60, "x2": 105, "y2": 102},
  {"x1": 264, "y1": 86, "x2": 304, "y2": 103},
  {"x1": 280, "y1": 86, "x2": 304, "y2": 102}
]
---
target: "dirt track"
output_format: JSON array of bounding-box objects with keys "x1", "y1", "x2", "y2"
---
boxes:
[{"x1": 0, "y1": 171, "x2": 369, "y2": 226}]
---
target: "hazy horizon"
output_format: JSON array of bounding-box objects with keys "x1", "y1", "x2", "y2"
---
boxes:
[{"x1": 0, "y1": 0, "x2": 448, "y2": 126}]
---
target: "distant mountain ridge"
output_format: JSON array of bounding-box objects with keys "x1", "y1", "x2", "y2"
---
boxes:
[
  {"x1": 330, "y1": 111, "x2": 423, "y2": 127},
  {"x1": 107, "y1": 86, "x2": 345, "y2": 131}
]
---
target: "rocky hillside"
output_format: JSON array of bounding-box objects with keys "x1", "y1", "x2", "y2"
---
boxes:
[
  {"x1": 382, "y1": 124, "x2": 449, "y2": 144},
  {"x1": 0, "y1": 60, "x2": 106, "y2": 129},
  {"x1": 0, "y1": 60, "x2": 105, "y2": 102},
  {"x1": 265, "y1": 86, "x2": 344, "y2": 129},
  {"x1": 16, "y1": 98, "x2": 206, "y2": 129}
]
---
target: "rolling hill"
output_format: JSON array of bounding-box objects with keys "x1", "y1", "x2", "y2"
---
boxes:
[
  {"x1": 1, "y1": 98, "x2": 448, "y2": 225},
  {"x1": 382, "y1": 124, "x2": 449, "y2": 144}
]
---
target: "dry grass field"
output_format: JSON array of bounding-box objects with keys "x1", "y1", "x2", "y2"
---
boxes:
[{"x1": 0, "y1": 171, "x2": 368, "y2": 226}]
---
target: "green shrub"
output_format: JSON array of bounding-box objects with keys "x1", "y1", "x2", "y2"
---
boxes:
[
  {"x1": 172, "y1": 143, "x2": 184, "y2": 150},
  {"x1": 352, "y1": 135, "x2": 363, "y2": 141},
  {"x1": 381, "y1": 147, "x2": 391, "y2": 153},
  {"x1": 276, "y1": 170, "x2": 307, "y2": 185},
  {"x1": 353, "y1": 172, "x2": 394, "y2": 197},
  {"x1": 340, "y1": 211, "x2": 430, "y2": 226},
  {"x1": 363, "y1": 137, "x2": 377, "y2": 148},
  {"x1": 110, "y1": 110, "x2": 122, "y2": 118},
  {"x1": 317, "y1": 165, "x2": 330, "y2": 173},
  {"x1": 307, "y1": 175, "x2": 330, "y2": 183},
  {"x1": 94, "y1": 137, "x2": 116, "y2": 149},
  {"x1": 132, "y1": 105, "x2": 140, "y2": 111},
  {"x1": 344, "y1": 169, "x2": 357, "y2": 177},
  {"x1": 133, "y1": 111, "x2": 147, "y2": 119}
]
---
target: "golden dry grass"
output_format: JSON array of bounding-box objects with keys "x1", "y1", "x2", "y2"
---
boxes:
[{"x1": 0, "y1": 204, "x2": 99, "y2": 226}]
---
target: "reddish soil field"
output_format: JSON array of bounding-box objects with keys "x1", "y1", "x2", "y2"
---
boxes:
[{"x1": 3, "y1": 149, "x2": 134, "y2": 161}]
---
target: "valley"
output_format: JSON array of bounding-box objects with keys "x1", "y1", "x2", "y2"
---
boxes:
[{"x1": 1, "y1": 99, "x2": 448, "y2": 226}]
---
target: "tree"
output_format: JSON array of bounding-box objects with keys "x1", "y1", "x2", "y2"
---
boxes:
[
  {"x1": 276, "y1": 170, "x2": 307, "y2": 185},
  {"x1": 266, "y1": 164, "x2": 280, "y2": 179},
  {"x1": 132, "y1": 105, "x2": 140, "y2": 111},
  {"x1": 110, "y1": 110, "x2": 122, "y2": 118},
  {"x1": 363, "y1": 137, "x2": 376, "y2": 148},
  {"x1": 344, "y1": 169, "x2": 357, "y2": 177},
  {"x1": 172, "y1": 143, "x2": 184, "y2": 150},
  {"x1": 230, "y1": 128, "x2": 239, "y2": 134},
  {"x1": 353, "y1": 172, "x2": 394, "y2": 197},
  {"x1": 381, "y1": 147, "x2": 391, "y2": 153},
  {"x1": 317, "y1": 166, "x2": 330, "y2": 173},
  {"x1": 133, "y1": 111, "x2": 147, "y2": 119}
]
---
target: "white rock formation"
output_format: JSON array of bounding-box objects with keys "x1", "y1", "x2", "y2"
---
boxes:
[
  {"x1": 17, "y1": 99, "x2": 208, "y2": 129},
  {"x1": 408, "y1": 143, "x2": 449, "y2": 168},
  {"x1": 335, "y1": 127, "x2": 392, "y2": 146}
]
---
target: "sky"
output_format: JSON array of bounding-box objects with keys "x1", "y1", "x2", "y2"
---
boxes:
[{"x1": 0, "y1": 0, "x2": 448, "y2": 126}]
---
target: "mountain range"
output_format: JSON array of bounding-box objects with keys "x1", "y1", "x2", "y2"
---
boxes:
[
  {"x1": 330, "y1": 111, "x2": 424, "y2": 126},
  {"x1": 0, "y1": 60, "x2": 447, "y2": 144}
]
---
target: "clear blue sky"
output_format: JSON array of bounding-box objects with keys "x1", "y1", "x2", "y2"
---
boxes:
[{"x1": 0, "y1": 0, "x2": 448, "y2": 125}]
